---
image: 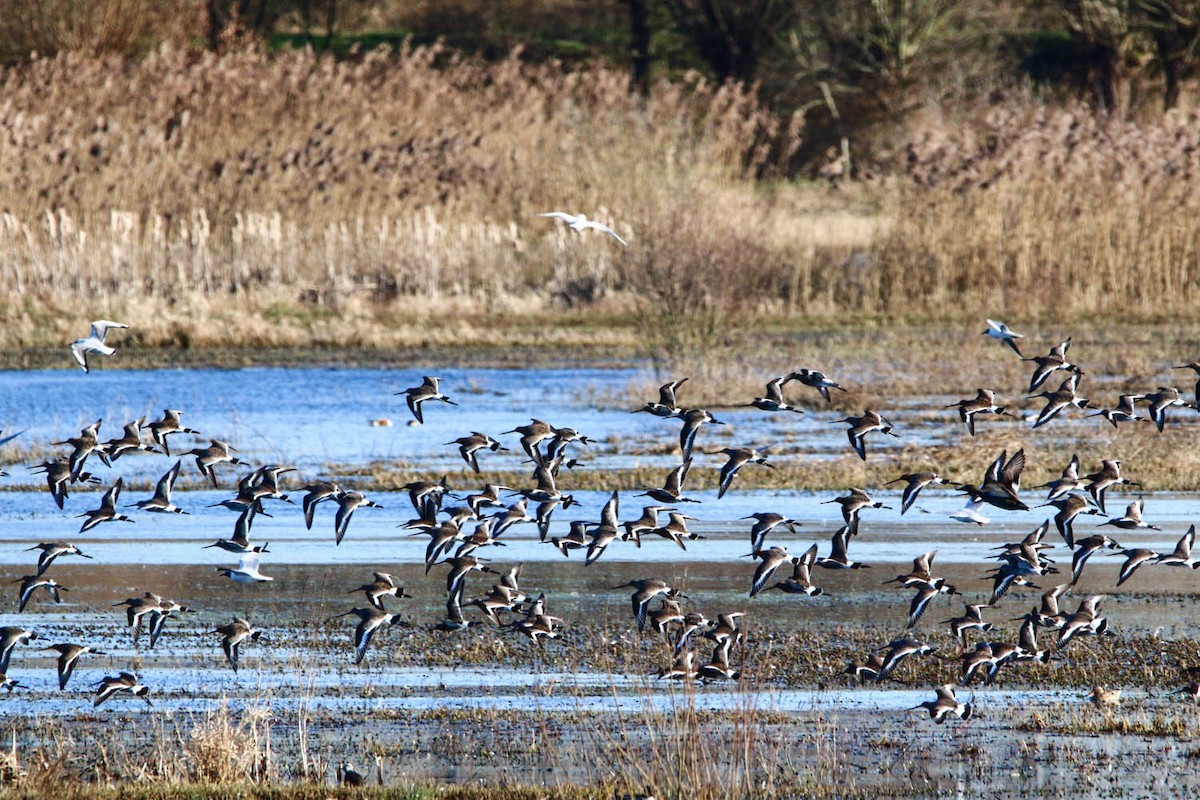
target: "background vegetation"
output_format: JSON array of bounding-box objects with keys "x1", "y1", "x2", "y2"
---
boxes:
[{"x1": 1, "y1": 0, "x2": 1199, "y2": 365}]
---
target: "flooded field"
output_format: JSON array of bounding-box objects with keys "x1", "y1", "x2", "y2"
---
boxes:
[
  {"x1": 2, "y1": 364, "x2": 1185, "y2": 485},
  {"x1": 2, "y1": 365, "x2": 1200, "y2": 798}
]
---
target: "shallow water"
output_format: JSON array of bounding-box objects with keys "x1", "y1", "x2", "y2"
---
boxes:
[
  {"x1": 0, "y1": 667, "x2": 1075, "y2": 715},
  {"x1": 3, "y1": 363, "x2": 873, "y2": 482},
  {"x1": 3, "y1": 365, "x2": 1174, "y2": 483},
  {"x1": 1, "y1": 365, "x2": 650, "y2": 481}
]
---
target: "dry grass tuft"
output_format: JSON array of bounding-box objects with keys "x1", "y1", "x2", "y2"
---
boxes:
[
  {"x1": 179, "y1": 702, "x2": 274, "y2": 784},
  {"x1": 581, "y1": 682, "x2": 788, "y2": 800},
  {"x1": 1018, "y1": 704, "x2": 1200, "y2": 737}
]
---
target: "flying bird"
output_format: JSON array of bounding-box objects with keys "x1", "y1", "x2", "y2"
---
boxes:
[
  {"x1": 886, "y1": 472, "x2": 950, "y2": 515},
  {"x1": 610, "y1": 579, "x2": 682, "y2": 630},
  {"x1": 1156, "y1": 526, "x2": 1200, "y2": 568},
  {"x1": 747, "y1": 547, "x2": 791, "y2": 597},
  {"x1": 397, "y1": 376, "x2": 457, "y2": 425},
  {"x1": 874, "y1": 638, "x2": 936, "y2": 682},
  {"x1": 98, "y1": 418, "x2": 160, "y2": 464},
  {"x1": 742, "y1": 512, "x2": 797, "y2": 554},
  {"x1": 26, "y1": 542, "x2": 92, "y2": 576},
  {"x1": 677, "y1": 408, "x2": 724, "y2": 462},
  {"x1": 142, "y1": 409, "x2": 199, "y2": 456},
  {"x1": 92, "y1": 672, "x2": 151, "y2": 707},
  {"x1": 78, "y1": 478, "x2": 135, "y2": 532},
  {"x1": 785, "y1": 369, "x2": 846, "y2": 403},
  {"x1": 910, "y1": 683, "x2": 973, "y2": 723},
  {"x1": 333, "y1": 491, "x2": 383, "y2": 545},
  {"x1": 332, "y1": 606, "x2": 407, "y2": 665},
  {"x1": 770, "y1": 544, "x2": 825, "y2": 597},
  {"x1": 538, "y1": 211, "x2": 628, "y2": 246},
  {"x1": 213, "y1": 618, "x2": 264, "y2": 672},
  {"x1": 638, "y1": 460, "x2": 700, "y2": 505},
  {"x1": 823, "y1": 487, "x2": 889, "y2": 536},
  {"x1": 633, "y1": 378, "x2": 689, "y2": 417},
  {"x1": 983, "y1": 319, "x2": 1024, "y2": 356},
  {"x1": 43, "y1": 643, "x2": 106, "y2": 690},
  {"x1": 14, "y1": 575, "x2": 68, "y2": 612},
  {"x1": 1085, "y1": 460, "x2": 1139, "y2": 515},
  {"x1": 187, "y1": 440, "x2": 243, "y2": 488},
  {"x1": 70, "y1": 320, "x2": 129, "y2": 373},
  {"x1": 446, "y1": 432, "x2": 507, "y2": 473},
  {"x1": 0, "y1": 627, "x2": 34, "y2": 674},
  {"x1": 1022, "y1": 337, "x2": 1077, "y2": 393},
  {"x1": 1027, "y1": 371, "x2": 1089, "y2": 429},
  {"x1": 1088, "y1": 394, "x2": 1147, "y2": 428},
  {"x1": 1038, "y1": 454, "x2": 1085, "y2": 500},
  {"x1": 216, "y1": 552, "x2": 274, "y2": 583},
  {"x1": 1142, "y1": 387, "x2": 1187, "y2": 432},
  {"x1": 947, "y1": 389, "x2": 1010, "y2": 436},
  {"x1": 129, "y1": 461, "x2": 187, "y2": 515},
  {"x1": 1037, "y1": 493, "x2": 1096, "y2": 548},
  {"x1": 743, "y1": 377, "x2": 804, "y2": 413},
  {"x1": 712, "y1": 446, "x2": 773, "y2": 499},
  {"x1": 1101, "y1": 498, "x2": 1160, "y2": 531},
  {"x1": 957, "y1": 449, "x2": 1027, "y2": 512},
  {"x1": 834, "y1": 410, "x2": 898, "y2": 461}
]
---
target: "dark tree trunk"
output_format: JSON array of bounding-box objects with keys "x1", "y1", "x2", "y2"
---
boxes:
[
  {"x1": 251, "y1": 0, "x2": 271, "y2": 34},
  {"x1": 1095, "y1": 44, "x2": 1129, "y2": 117},
  {"x1": 300, "y1": 0, "x2": 314, "y2": 41},
  {"x1": 207, "y1": 0, "x2": 223, "y2": 50},
  {"x1": 1163, "y1": 52, "x2": 1182, "y2": 108},
  {"x1": 325, "y1": 0, "x2": 338, "y2": 48},
  {"x1": 1152, "y1": 26, "x2": 1194, "y2": 111},
  {"x1": 1137, "y1": 0, "x2": 1200, "y2": 111},
  {"x1": 626, "y1": 0, "x2": 651, "y2": 95}
]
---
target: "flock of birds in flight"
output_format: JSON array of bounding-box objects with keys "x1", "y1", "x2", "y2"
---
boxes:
[{"x1": 7, "y1": 304, "x2": 1200, "y2": 729}]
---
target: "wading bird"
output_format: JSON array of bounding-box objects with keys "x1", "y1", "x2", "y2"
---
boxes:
[{"x1": 93, "y1": 672, "x2": 151, "y2": 707}]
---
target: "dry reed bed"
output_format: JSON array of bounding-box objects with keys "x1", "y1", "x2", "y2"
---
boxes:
[
  {"x1": 3, "y1": 46, "x2": 1200, "y2": 360},
  {"x1": 0, "y1": 44, "x2": 813, "y2": 355},
  {"x1": 892, "y1": 105, "x2": 1200, "y2": 316}
]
